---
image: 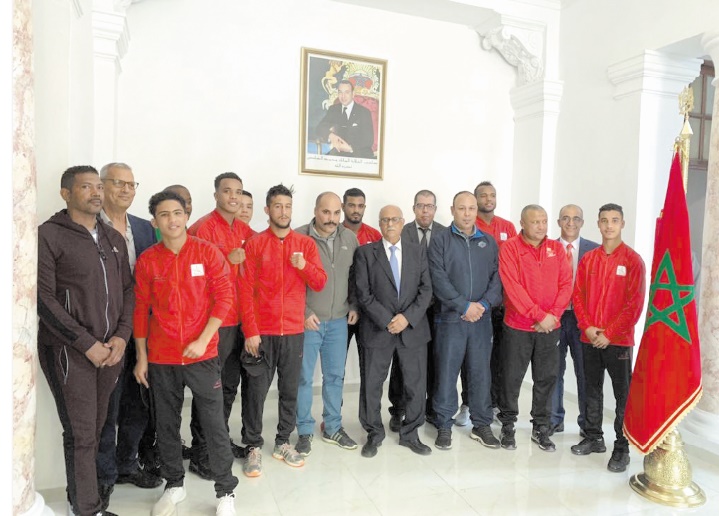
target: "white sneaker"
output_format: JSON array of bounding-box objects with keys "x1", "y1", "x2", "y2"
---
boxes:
[
  {"x1": 454, "y1": 404, "x2": 471, "y2": 426},
  {"x1": 216, "y1": 493, "x2": 236, "y2": 516},
  {"x1": 151, "y1": 486, "x2": 187, "y2": 516}
]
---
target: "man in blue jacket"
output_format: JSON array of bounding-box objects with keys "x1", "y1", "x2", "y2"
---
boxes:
[
  {"x1": 428, "y1": 191, "x2": 503, "y2": 450},
  {"x1": 96, "y1": 163, "x2": 161, "y2": 507}
]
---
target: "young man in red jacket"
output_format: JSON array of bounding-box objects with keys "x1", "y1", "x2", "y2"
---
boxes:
[
  {"x1": 570, "y1": 203, "x2": 646, "y2": 473},
  {"x1": 133, "y1": 191, "x2": 238, "y2": 516},
  {"x1": 498, "y1": 204, "x2": 573, "y2": 452},
  {"x1": 187, "y1": 172, "x2": 254, "y2": 475},
  {"x1": 239, "y1": 184, "x2": 327, "y2": 477}
]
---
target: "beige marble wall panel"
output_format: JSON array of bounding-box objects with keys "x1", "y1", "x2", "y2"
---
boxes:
[
  {"x1": 698, "y1": 86, "x2": 719, "y2": 415},
  {"x1": 13, "y1": 0, "x2": 38, "y2": 513}
]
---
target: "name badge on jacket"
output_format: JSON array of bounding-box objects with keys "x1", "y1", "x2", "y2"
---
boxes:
[
  {"x1": 191, "y1": 264, "x2": 205, "y2": 277},
  {"x1": 616, "y1": 265, "x2": 626, "y2": 276}
]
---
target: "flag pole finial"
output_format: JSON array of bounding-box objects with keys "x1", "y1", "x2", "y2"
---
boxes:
[{"x1": 675, "y1": 86, "x2": 694, "y2": 193}]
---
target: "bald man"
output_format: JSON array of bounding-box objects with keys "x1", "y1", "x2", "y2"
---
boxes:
[
  {"x1": 354, "y1": 205, "x2": 433, "y2": 457},
  {"x1": 294, "y1": 192, "x2": 360, "y2": 457}
]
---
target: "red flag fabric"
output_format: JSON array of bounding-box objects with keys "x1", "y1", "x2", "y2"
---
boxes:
[{"x1": 623, "y1": 151, "x2": 702, "y2": 454}]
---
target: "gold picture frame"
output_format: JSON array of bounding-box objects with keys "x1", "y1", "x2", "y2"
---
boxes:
[{"x1": 299, "y1": 47, "x2": 386, "y2": 180}]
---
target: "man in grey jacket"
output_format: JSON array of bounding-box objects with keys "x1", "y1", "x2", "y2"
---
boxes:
[{"x1": 294, "y1": 192, "x2": 360, "y2": 456}]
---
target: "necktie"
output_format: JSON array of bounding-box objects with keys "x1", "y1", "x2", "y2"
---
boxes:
[
  {"x1": 342, "y1": 106, "x2": 348, "y2": 119},
  {"x1": 566, "y1": 242, "x2": 573, "y2": 264},
  {"x1": 390, "y1": 245, "x2": 400, "y2": 297},
  {"x1": 419, "y1": 227, "x2": 428, "y2": 248}
]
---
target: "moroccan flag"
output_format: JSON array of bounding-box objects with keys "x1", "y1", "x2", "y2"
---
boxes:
[{"x1": 623, "y1": 151, "x2": 702, "y2": 454}]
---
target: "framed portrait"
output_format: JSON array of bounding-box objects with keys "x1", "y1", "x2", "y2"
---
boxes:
[{"x1": 299, "y1": 47, "x2": 386, "y2": 180}]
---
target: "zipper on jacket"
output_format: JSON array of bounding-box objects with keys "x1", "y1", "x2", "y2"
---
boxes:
[
  {"x1": 96, "y1": 240, "x2": 110, "y2": 342},
  {"x1": 280, "y1": 239, "x2": 285, "y2": 336},
  {"x1": 466, "y1": 237, "x2": 474, "y2": 302},
  {"x1": 65, "y1": 289, "x2": 71, "y2": 313},
  {"x1": 176, "y1": 255, "x2": 185, "y2": 365}
]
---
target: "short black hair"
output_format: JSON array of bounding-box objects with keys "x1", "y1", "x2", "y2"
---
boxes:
[
  {"x1": 598, "y1": 203, "x2": 623, "y2": 218},
  {"x1": 265, "y1": 184, "x2": 294, "y2": 207},
  {"x1": 214, "y1": 172, "x2": 242, "y2": 191},
  {"x1": 149, "y1": 190, "x2": 186, "y2": 217},
  {"x1": 242, "y1": 190, "x2": 253, "y2": 199},
  {"x1": 343, "y1": 187, "x2": 366, "y2": 203},
  {"x1": 473, "y1": 181, "x2": 494, "y2": 197},
  {"x1": 338, "y1": 79, "x2": 354, "y2": 91},
  {"x1": 61, "y1": 165, "x2": 98, "y2": 190},
  {"x1": 414, "y1": 189, "x2": 436, "y2": 205}
]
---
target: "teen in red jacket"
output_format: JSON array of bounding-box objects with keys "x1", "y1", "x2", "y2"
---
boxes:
[
  {"x1": 570, "y1": 203, "x2": 646, "y2": 474},
  {"x1": 133, "y1": 191, "x2": 238, "y2": 516},
  {"x1": 186, "y1": 172, "x2": 255, "y2": 473},
  {"x1": 239, "y1": 184, "x2": 327, "y2": 477},
  {"x1": 497, "y1": 204, "x2": 573, "y2": 453}
]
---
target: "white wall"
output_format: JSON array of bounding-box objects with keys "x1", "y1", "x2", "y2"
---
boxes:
[{"x1": 113, "y1": 0, "x2": 516, "y2": 229}]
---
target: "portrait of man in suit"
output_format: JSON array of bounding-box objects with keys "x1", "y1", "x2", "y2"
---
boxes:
[
  {"x1": 315, "y1": 79, "x2": 375, "y2": 159},
  {"x1": 354, "y1": 205, "x2": 434, "y2": 458}
]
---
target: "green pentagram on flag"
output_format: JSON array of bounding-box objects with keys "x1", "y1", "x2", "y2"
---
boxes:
[{"x1": 644, "y1": 250, "x2": 695, "y2": 343}]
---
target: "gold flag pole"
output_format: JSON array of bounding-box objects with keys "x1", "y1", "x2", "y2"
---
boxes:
[{"x1": 628, "y1": 85, "x2": 705, "y2": 508}]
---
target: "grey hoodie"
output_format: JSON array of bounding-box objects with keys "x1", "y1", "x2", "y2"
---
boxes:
[{"x1": 296, "y1": 219, "x2": 359, "y2": 322}]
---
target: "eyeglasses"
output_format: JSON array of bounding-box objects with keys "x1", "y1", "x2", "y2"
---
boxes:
[
  {"x1": 415, "y1": 203, "x2": 436, "y2": 211},
  {"x1": 103, "y1": 178, "x2": 140, "y2": 190},
  {"x1": 379, "y1": 216, "x2": 404, "y2": 225}
]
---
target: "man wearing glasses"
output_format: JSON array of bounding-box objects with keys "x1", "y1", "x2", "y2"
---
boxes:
[
  {"x1": 96, "y1": 163, "x2": 161, "y2": 508},
  {"x1": 354, "y1": 205, "x2": 434, "y2": 458},
  {"x1": 387, "y1": 190, "x2": 445, "y2": 430}
]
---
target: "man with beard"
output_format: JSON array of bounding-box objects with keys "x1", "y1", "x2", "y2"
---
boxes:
[
  {"x1": 294, "y1": 192, "x2": 359, "y2": 457},
  {"x1": 471, "y1": 181, "x2": 517, "y2": 427},
  {"x1": 38, "y1": 165, "x2": 134, "y2": 516},
  {"x1": 187, "y1": 172, "x2": 255, "y2": 475},
  {"x1": 239, "y1": 185, "x2": 327, "y2": 476}
]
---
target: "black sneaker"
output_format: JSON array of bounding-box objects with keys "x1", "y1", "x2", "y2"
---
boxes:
[
  {"x1": 470, "y1": 425, "x2": 500, "y2": 448},
  {"x1": 571, "y1": 437, "x2": 606, "y2": 456},
  {"x1": 322, "y1": 428, "x2": 358, "y2": 450},
  {"x1": 531, "y1": 427, "x2": 556, "y2": 452},
  {"x1": 500, "y1": 426, "x2": 516, "y2": 450},
  {"x1": 435, "y1": 428, "x2": 452, "y2": 450},
  {"x1": 230, "y1": 439, "x2": 247, "y2": 459},
  {"x1": 296, "y1": 434, "x2": 313, "y2": 456},
  {"x1": 189, "y1": 458, "x2": 213, "y2": 481},
  {"x1": 389, "y1": 413, "x2": 404, "y2": 432},
  {"x1": 607, "y1": 449, "x2": 630, "y2": 472},
  {"x1": 116, "y1": 467, "x2": 162, "y2": 488}
]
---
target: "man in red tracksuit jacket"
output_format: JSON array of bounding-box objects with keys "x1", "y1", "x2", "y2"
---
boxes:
[
  {"x1": 498, "y1": 204, "x2": 573, "y2": 452},
  {"x1": 133, "y1": 190, "x2": 238, "y2": 516},
  {"x1": 239, "y1": 184, "x2": 327, "y2": 477},
  {"x1": 570, "y1": 203, "x2": 646, "y2": 473},
  {"x1": 186, "y1": 172, "x2": 255, "y2": 474}
]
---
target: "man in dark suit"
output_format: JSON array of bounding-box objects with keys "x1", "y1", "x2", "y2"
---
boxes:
[
  {"x1": 355, "y1": 205, "x2": 434, "y2": 457},
  {"x1": 388, "y1": 190, "x2": 446, "y2": 430},
  {"x1": 550, "y1": 204, "x2": 600, "y2": 436},
  {"x1": 315, "y1": 79, "x2": 375, "y2": 159},
  {"x1": 96, "y1": 163, "x2": 160, "y2": 508}
]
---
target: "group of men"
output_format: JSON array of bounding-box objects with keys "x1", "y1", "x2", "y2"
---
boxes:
[{"x1": 37, "y1": 164, "x2": 646, "y2": 516}]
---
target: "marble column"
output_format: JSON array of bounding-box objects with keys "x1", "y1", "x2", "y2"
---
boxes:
[
  {"x1": 12, "y1": 0, "x2": 51, "y2": 514},
  {"x1": 682, "y1": 30, "x2": 719, "y2": 450}
]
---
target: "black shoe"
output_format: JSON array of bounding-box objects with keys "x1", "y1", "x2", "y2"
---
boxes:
[
  {"x1": 500, "y1": 426, "x2": 516, "y2": 450},
  {"x1": 98, "y1": 483, "x2": 114, "y2": 511},
  {"x1": 399, "y1": 438, "x2": 432, "y2": 456},
  {"x1": 571, "y1": 437, "x2": 606, "y2": 456},
  {"x1": 361, "y1": 440, "x2": 381, "y2": 458},
  {"x1": 435, "y1": 428, "x2": 452, "y2": 450},
  {"x1": 470, "y1": 425, "x2": 500, "y2": 448},
  {"x1": 389, "y1": 413, "x2": 404, "y2": 432},
  {"x1": 548, "y1": 422, "x2": 564, "y2": 436},
  {"x1": 189, "y1": 458, "x2": 213, "y2": 480},
  {"x1": 607, "y1": 449, "x2": 630, "y2": 472},
  {"x1": 296, "y1": 434, "x2": 313, "y2": 457},
  {"x1": 230, "y1": 439, "x2": 247, "y2": 459},
  {"x1": 531, "y1": 427, "x2": 556, "y2": 452},
  {"x1": 116, "y1": 467, "x2": 163, "y2": 488},
  {"x1": 181, "y1": 442, "x2": 193, "y2": 460}
]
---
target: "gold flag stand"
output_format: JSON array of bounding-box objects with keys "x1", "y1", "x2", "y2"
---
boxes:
[{"x1": 628, "y1": 86, "x2": 705, "y2": 508}]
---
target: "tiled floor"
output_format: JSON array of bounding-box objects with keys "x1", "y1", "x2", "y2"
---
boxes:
[{"x1": 42, "y1": 384, "x2": 719, "y2": 515}]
